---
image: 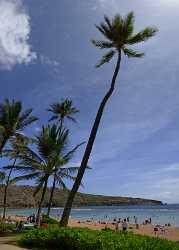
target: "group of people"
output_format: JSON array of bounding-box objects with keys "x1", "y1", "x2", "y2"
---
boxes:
[
  {"x1": 113, "y1": 217, "x2": 130, "y2": 231},
  {"x1": 143, "y1": 217, "x2": 152, "y2": 225},
  {"x1": 113, "y1": 216, "x2": 140, "y2": 231},
  {"x1": 27, "y1": 213, "x2": 36, "y2": 223}
]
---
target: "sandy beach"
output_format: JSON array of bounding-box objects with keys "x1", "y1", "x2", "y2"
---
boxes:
[
  {"x1": 1, "y1": 215, "x2": 179, "y2": 242},
  {"x1": 68, "y1": 218, "x2": 179, "y2": 242}
]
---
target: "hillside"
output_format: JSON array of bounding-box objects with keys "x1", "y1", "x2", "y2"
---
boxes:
[{"x1": 0, "y1": 185, "x2": 162, "y2": 208}]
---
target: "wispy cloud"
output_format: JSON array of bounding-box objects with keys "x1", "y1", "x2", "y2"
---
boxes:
[
  {"x1": 39, "y1": 55, "x2": 60, "y2": 67},
  {"x1": 0, "y1": 0, "x2": 36, "y2": 70}
]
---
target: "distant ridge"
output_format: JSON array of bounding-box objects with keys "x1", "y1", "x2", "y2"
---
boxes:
[{"x1": 0, "y1": 185, "x2": 162, "y2": 208}]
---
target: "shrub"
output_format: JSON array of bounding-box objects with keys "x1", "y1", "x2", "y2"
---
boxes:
[
  {"x1": 42, "y1": 214, "x2": 58, "y2": 225},
  {"x1": 19, "y1": 227, "x2": 179, "y2": 250}
]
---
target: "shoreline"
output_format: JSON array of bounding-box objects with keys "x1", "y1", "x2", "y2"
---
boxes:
[
  {"x1": 1, "y1": 215, "x2": 179, "y2": 242},
  {"x1": 0, "y1": 203, "x2": 164, "y2": 209}
]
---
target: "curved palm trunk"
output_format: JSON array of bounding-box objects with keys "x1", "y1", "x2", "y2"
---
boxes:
[
  {"x1": 36, "y1": 179, "x2": 48, "y2": 226},
  {"x1": 60, "y1": 52, "x2": 122, "y2": 226},
  {"x1": 47, "y1": 175, "x2": 56, "y2": 216},
  {"x1": 3, "y1": 159, "x2": 16, "y2": 219}
]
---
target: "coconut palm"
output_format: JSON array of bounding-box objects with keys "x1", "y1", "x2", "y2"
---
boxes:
[
  {"x1": 47, "y1": 98, "x2": 79, "y2": 214},
  {"x1": 48, "y1": 98, "x2": 79, "y2": 129},
  {"x1": 12, "y1": 124, "x2": 81, "y2": 225},
  {"x1": 0, "y1": 99, "x2": 37, "y2": 153},
  {"x1": 46, "y1": 144, "x2": 81, "y2": 216},
  {"x1": 60, "y1": 12, "x2": 158, "y2": 226},
  {"x1": 2, "y1": 135, "x2": 32, "y2": 219}
]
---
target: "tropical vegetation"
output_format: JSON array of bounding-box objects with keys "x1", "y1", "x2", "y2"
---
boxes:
[
  {"x1": 19, "y1": 227, "x2": 179, "y2": 250},
  {"x1": 0, "y1": 11, "x2": 162, "y2": 250},
  {"x1": 60, "y1": 11, "x2": 158, "y2": 226},
  {"x1": 0, "y1": 98, "x2": 80, "y2": 224},
  {"x1": 0, "y1": 99, "x2": 37, "y2": 153}
]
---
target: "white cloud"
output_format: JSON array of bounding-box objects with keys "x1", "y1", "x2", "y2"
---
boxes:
[{"x1": 0, "y1": 0, "x2": 36, "y2": 70}]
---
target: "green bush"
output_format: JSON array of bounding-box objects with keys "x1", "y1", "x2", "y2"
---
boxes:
[
  {"x1": 19, "y1": 227, "x2": 179, "y2": 250},
  {"x1": 42, "y1": 214, "x2": 58, "y2": 224}
]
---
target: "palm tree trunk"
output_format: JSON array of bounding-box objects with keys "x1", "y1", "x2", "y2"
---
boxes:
[
  {"x1": 36, "y1": 179, "x2": 48, "y2": 226},
  {"x1": 60, "y1": 52, "x2": 122, "y2": 226},
  {"x1": 47, "y1": 175, "x2": 56, "y2": 216},
  {"x1": 0, "y1": 136, "x2": 8, "y2": 154},
  {"x1": 3, "y1": 159, "x2": 16, "y2": 219}
]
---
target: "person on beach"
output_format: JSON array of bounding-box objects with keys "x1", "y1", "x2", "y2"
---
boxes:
[
  {"x1": 134, "y1": 216, "x2": 137, "y2": 224},
  {"x1": 115, "y1": 220, "x2": 119, "y2": 231},
  {"x1": 134, "y1": 216, "x2": 139, "y2": 229},
  {"x1": 32, "y1": 213, "x2": 36, "y2": 223},
  {"x1": 122, "y1": 219, "x2": 128, "y2": 232}
]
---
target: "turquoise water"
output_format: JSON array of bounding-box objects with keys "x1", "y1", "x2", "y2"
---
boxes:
[{"x1": 1, "y1": 204, "x2": 179, "y2": 226}]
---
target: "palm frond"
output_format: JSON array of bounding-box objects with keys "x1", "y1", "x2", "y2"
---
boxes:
[
  {"x1": 91, "y1": 39, "x2": 114, "y2": 49},
  {"x1": 11, "y1": 172, "x2": 40, "y2": 183},
  {"x1": 104, "y1": 15, "x2": 112, "y2": 29},
  {"x1": 55, "y1": 176, "x2": 67, "y2": 189},
  {"x1": 127, "y1": 27, "x2": 158, "y2": 45},
  {"x1": 0, "y1": 171, "x2": 6, "y2": 182},
  {"x1": 96, "y1": 50, "x2": 116, "y2": 67},
  {"x1": 19, "y1": 116, "x2": 38, "y2": 130},
  {"x1": 123, "y1": 48, "x2": 144, "y2": 58},
  {"x1": 63, "y1": 142, "x2": 85, "y2": 162},
  {"x1": 123, "y1": 12, "x2": 135, "y2": 39}
]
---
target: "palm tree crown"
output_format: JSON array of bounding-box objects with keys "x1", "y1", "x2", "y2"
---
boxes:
[
  {"x1": 12, "y1": 124, "x2": 79, "y2": 194},
  {"x1": 92, "y1": 12, "x2": 158, "y2": 67},
  {"x1": 48, "y1": 99, "x2": 79, "y2": 123},
  {"x1": 0, "y1": 99, "x2": 37, "y2": 151}
]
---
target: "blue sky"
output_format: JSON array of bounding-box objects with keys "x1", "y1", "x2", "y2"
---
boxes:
[{"x1": 1, "y1": 0, "x2": 179, "y2": 203}]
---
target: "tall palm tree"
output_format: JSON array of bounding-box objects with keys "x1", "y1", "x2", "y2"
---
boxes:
[
  {"x1": 2, "y1": 135, "x2": 31, "y2": 219},
  {"x1": 0, "y1": 99, "x2": 37, "y2": 153},
  {"x1": 60, "y1": 12, "x2": 158, "y2": 226}
]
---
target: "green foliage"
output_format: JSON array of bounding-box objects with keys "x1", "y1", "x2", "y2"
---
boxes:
[
  {"x1": 48, "y1": 98, "x2": 79, "y2": 123},
  {"x1": 0, "y1": 171, "x2": 6, "y2": 184},
  {"x1": 0, "y1": 98, "x2": 37, "y2": 151},
  {"x1": 20, "y1": 227, "x2": 179, "y2": 250},
  {"x1": 42, "y1": 214, "x2": 58, "y2": 225},
  {"x1": 92, "y1": 12, "x2": 158, "y2": 67}
]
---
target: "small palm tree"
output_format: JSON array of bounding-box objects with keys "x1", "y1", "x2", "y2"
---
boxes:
[
  {"x1": 12, "y1": 124, "x2": 81, "y2": 225},
  {"x1": 60, "y1": 12, "x2": 158, "y2": 226},
  {"x1": 47, "y1": 143, "x2": 82, "y2": 216},
  {"x1": 47, "y1": 98, "x2": 79, "y2": 214},
  {"x1": 0, "y1": 99, "x2": 37, "y2": 153},
  {"x1": 2, "y1": 135, "x2": 31, "y2": 219}
]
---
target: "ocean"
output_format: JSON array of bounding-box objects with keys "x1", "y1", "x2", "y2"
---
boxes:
[{"x1": 1, "y1": 204, "x2": 179, "y2": 226}]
